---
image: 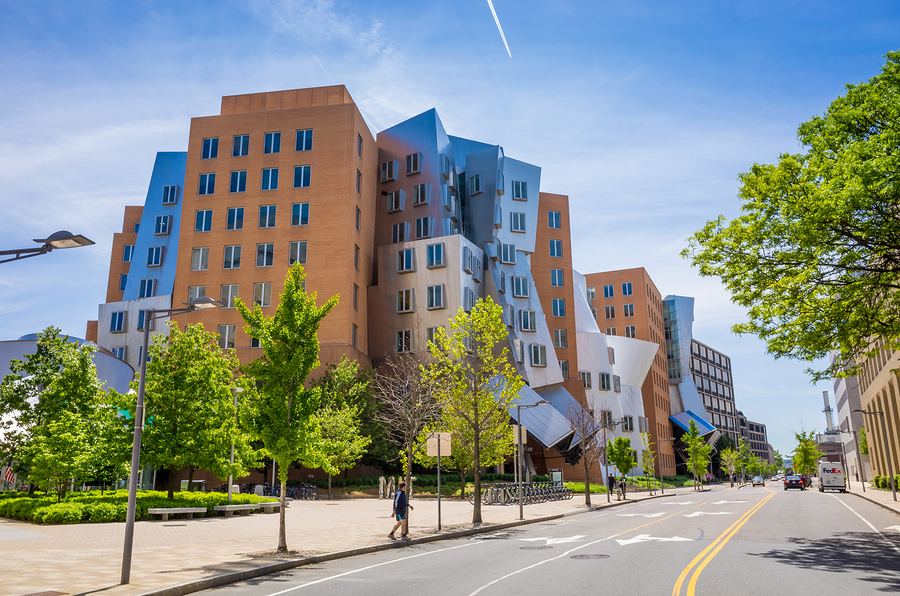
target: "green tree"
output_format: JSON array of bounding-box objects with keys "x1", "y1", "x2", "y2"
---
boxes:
[
  {"x1": 237, "y1": 263, "x2": 337, "y2": 552},
  {"x1": 683, "y1": 51, "x2": 900, "y2": 381},
  {"x1": 719, "y1": 447, "x2": 740, "y2": 487},
  {"x1": 309, "y1": 403, "x2": 371, "y2": 499},
  {"x1": 793, "y1": 431, "x2": 820, "y2": 476},
  {"x1": 859, "y1": 426, "x2": 869, "y2": 456},
  {"x1": 737, "y1": 438, "x2": 753, "y2": 482},
  {"x1": 683, "y1": 421, "x2": 713, "y2": 489},
  {"x1": 607, "y1": 436, "x2": 636, "y2": 477},
  {"x1": 640, "y1": 432, "x2": 657, "y2": 491},
  {"x1": 566, "y1": 404, "x2": 605, "y2": 506},
  {"x1": 424, "y1": 297, "x2": 523, "y2": 523},
  {"x1": 20, "y1": 411, "x2": 91, "y2": 501},
  {"x1": 773, "y1": 449, "x2": 785, "y2": 470}
]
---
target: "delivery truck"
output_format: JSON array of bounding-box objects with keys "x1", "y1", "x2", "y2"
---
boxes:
[{"x1": 818, "y1": 462, "x2": 846, "y2": 492}]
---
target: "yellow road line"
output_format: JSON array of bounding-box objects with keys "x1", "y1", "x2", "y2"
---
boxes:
[{"x1": 672, "y1": 489, "x2": 775, "y2": 596}]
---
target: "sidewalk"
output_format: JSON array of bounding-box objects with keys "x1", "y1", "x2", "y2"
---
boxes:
[
  {"x1": 0, "y1": 486, "x2": 705, "y2": 596},
  {"x1": 843, "y1": 480, "x2": 900, "y2": 515}
]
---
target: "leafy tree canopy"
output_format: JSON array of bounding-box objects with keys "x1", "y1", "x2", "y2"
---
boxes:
[{"x1": 683, "y1": 51, "x2": 900, "y2": 380}]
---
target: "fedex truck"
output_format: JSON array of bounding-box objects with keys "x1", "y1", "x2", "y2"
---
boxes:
[{"x1": 818, "y1": 462, "x2": 846, "y2": 492}]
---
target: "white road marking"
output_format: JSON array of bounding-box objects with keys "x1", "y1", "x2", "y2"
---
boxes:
[
  {"x1": 831, "y1": 495, "x2": 900, "y2": 555},
  {"x1": 712, "y1": 500, "x2": 748, "y2": 504},
  {"x1": 519, "y1": 535, "x2": 586, "y2": 545},
  {"x1": 658, "y1": 501, "x2": 694, "y2": 505},
  {"x1": 617, "y1": 513, "x2": 666, "y2": 518},
  {"x1": 683, "y1": 512, "x2": 734, "y2": 518},
  {"x1": 615, "y1": 534, "x2": 692, "y2": 546},
  {"x1": 885, "y1": 525, "x2": 900, "y2": 533},
  {"x1": 262, "y1": 540, "x2": 485, "y2": 596}
]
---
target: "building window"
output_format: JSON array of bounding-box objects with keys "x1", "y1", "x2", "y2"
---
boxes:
[
  {"x1": 356, "y1": 169, "x2": 362, "y2": 193},
  {"x1": 606, "y1": 327, "x2": 617, "y2": 336},
  {"x1": 123, "y1": 245, "x2": 134, "y2": 262},
  {"x1": 137, "y1": 310, "x2": 152, "y2": 332},
  {"x1": 291, "y1": 203, "x2": 309, "y2": 226},
  {"x1": 605, "y1": 305, "x2": 616, "y2": 319},
  {"x1": 256, "y1": 243, "x2": 274, "y2": 267},
  {"x1": 295, "y1": 129, "x2": 313, "y2": 151},
  {"x1": 609, "y1": 347, "x2": 616, "y2": 364},
  {"x1": 580, "y1": 371, "x2": 592, "y2": 389},
  {"x1": 198, "y1": 173, "x2": 215, "y2": 195},
  {"x1": 513, "y1": 180, "x2": 527, "y2": 200},
  {"x1": 353, "y1": 284, "x2": 359, "y2": 310},
  {"x1": 520, "y1": 310, "x2": 537, "y2": 331},
  {"x1": 351, "y1": 324, "x2": 358, "y2": 348},
  {"x1": 230, "y1": 170, "x2": 247, "y2": 193},
  {"x1": 624, "y1": 304, "x2": 634, "y2": 317},
  {"x1": 469, "y1": 173, "x2": 482, "y2": 195},
  {"x1": 134, "y1": 223, "x2": 140, "y2": 233},
  {"x1": 396, "y1": 329, "x2": 412, "y2": 353},
  {"x1": 289, "y1": 241, "x2": 308, "y2": 265},
  {"x1": 218, "y1": 324, "x2": 236, "y2": 349},
  {"x1": 223, "y1": 245, "x2": 241, "y2": 269},
  {"x1": 381, "y1": 159, "x2": 398, "y2": 182},
  {"x1": 622, "y1": 416, "x2": 634, "y2": 432},
  {"x1": 603, "y1": 284, "x2": 614, "y2": 298},
  {"x1": 548, "y1": 210, "x2": 561, "y2": 228},
  {"x1": 613, "y1": 375, "x2": 622, "y2": 392},
  {"x1": 464, "y1": 287, "x2": 475, "y2": 311},
  {"x1": 406, "y1": 152, "x2": 422, "y2": 175},
  {"x1": 392, "y1": 222, "x2": 409, "y2": 244},
  {"x1": 625, "y1": 325, "x2": 636, "y2": 338},
  {"x1": 119, "y1": 273, "x2": 128, "y2": 292},
  {"x1": 498, "y1": 270, "x2": 506, "y2": 294},
  {"x1": 162, "y1": 185, "x2": 179, "y2": 204},
  {"x1": 154, "y1": 215, "x2": 170, "y2": 235},
  {"x1": 622, "y1": 282, "x2": 633, "y2": 296},
  {"x1": 511, "y1": 212, "x2": 526, "y2": 233},
  {"x1": 264, "y1": 132, "x2": 281, "y2": 154},
  {"x1": 188, "y1": 286, "x2": 206, "y2": 301},
  {"x1": 415, "y1": 216, "x2": 431, "y2": 239},
  {"x1": 258, "y1": 205, "x2": 276, "y2": 228},
  {"x1": 553, "y1": 329, "x2": 568, "y2": 348},
  {"x1": 426, "y1": 326, "x2": 440, "y2": 346},
  {"x1": 426, "y1": 243, "x2": 444, "y2": 268},
  {"x1": 354, "y1": 245, "x2": 359, "y2": 270},
  {"x1": 139, "y1": 278, "x2": 155, "y2": 298},
  {"x1": 110, "y1": 311, "x2": 125, "y2": 333},
  {"x1": 357, "y1": 134, "x2": 363, "y2": 157},
  {"x1": 398, "y1": 248, "x2": 414, "y2": 272},
  {"x1": 511, "y1": 276, "x2": 528, "y2": 298},
  {"x1": 559, "y1": 360, "x2": 569, "y2": 379},
  {"x1": 549, "y1": 239, "x2": 563, "y2": 258},
  {"x1": 191, "y1": 247, "x2": 209, "y2": 271},
  {"x1": 220, "y1": 284, "x2": 238, "y2": 308},
  {"x1": 147, "y1": 246, "x2": 163, "y2": 267},
  {"x1": 227, "y1": 207, "x2": 244, "y2": 230},
  {"x1": 551, "y1": 269, "x2": 564, "y2": 287},
  {"x1": 531, "y1": 344, "x2": 547, "y2": 367},
  {"x1": 111, "y1": 347, "x2": 126, "y2": 360},
  {"x1": 413, "y1": 183, "x2": 429, "y2": 205},
  {"x1": 293, "y1": 165, "x2": 311, "y2": 188},
  {"x1": 600, "y1": 373, "x2": 611, "y2": 391},
  {"x1": 387, "y1": 190, "x2": 405, "y2": 213},
  {"x1": 232, "y1": 134, "x2": 249, "y2": 157},
  {"x1": 356, "y1": 206, "x2": 361, "y2": 230},
  {"x1": 195, "y1": 209, "x2": 213, "y2": 232},
  {"x1": 501, "y1": 243, "x2": 516, "y2": 265},
  {"x1": 552, "y1": 298, "x2": 566, "y2": 317},
  {"x1": 587, "y1": 287, "x2": 596, "y2": 300},
  {"x1": 254, "y1": 282, "x2": 272, "y2": 307},
  {"x1": 592, "y1": 307, "x2": 598, "y2": 319},
  {"x1": 202, "y1": 137, "x2": 218, "y2": 159},
  {"x1": 427, "y1": 285, "x2": 444, "y2": 309},
  {"x1": 261, "y1": 168, "x2": 279, "y2": 190}
]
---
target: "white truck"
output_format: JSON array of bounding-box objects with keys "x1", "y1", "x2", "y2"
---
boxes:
[{"x1": 818, "y1": 462, "x2": 846, "y2": 492}]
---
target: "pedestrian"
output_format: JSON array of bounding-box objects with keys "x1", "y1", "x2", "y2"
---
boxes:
[
  {"x1": 389, "y1": 481, "x2": 414, "y2": 541},
  {"x1": 619, "y1": 474, "x2": 627, "y2": 499},
  {"x1": 607, "y1": 474, "x2": 615, "y2": 495}
]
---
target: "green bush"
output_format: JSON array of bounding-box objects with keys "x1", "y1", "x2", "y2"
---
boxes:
[
  {"x1": 875, "y1": 475, "x2": 886, "y2": 489},
  {"x1": 33, "y1": 503, "x2": 85, "y2": 524},
  {"x1": 565, "y1": 482, "x2": 608, "y2": 494}
]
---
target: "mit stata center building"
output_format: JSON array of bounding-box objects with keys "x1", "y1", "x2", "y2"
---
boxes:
[{"x1": 87, "y1": 84, "x2": 739, "y2": 484}]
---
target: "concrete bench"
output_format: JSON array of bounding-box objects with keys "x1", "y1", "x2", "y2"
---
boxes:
[
  {"x1": 258, "y1": 501, "x2": 282, "y2": 513},
  {"x1": 148, "y1": 507, "x2": 208, "y2": 521},
  {"x1": 214, "y1": 504, "x2": 256, "y2": 516}
]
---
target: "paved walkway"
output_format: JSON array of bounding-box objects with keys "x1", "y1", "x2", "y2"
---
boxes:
[
  {"x1": 0, "y1": 486, "x2": 708, "y2": 596},
  {"x1": 840, "y1": 480, "x2": 900, "y2": 514}
]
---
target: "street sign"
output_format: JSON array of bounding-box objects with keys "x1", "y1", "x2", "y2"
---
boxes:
[
  {"x1": 512, "y1": 424, "x2": 527, "y2": 443},
  {"x1": 427, "y1": 433, "x2": 452, "y2": 456}
]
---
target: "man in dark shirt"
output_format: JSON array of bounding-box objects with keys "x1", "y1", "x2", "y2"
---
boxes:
[{"x1": 389, "y1": 481, "x2": 414, "y2": 540}]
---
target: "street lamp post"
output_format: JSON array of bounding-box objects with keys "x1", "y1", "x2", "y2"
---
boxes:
[
  {"x1": 121, "y1": 297, "x2": 222, "y2": 585},
  {"x1": 227, "y1": 387, "x2": 244, "y2": 504},
  {"x1": 657, "y1": 437, "x2": 676, "y2": 495},
  {"x1": 516, "y1": 400, "x2": 549, "y2": 521},
  {"x1": 0, "y1": 230, "x2": 94, "y2": 264},
  {"x1": 854, "y1": 409, "x2": 896, "y2": 501},
  {"x1": 842, "y1": 428, "x2": 866, "y2": 493}
]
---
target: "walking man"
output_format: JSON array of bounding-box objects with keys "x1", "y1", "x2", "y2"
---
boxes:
[{"x1": 389, "y1": 481, "x2": 414, "y2": 540}]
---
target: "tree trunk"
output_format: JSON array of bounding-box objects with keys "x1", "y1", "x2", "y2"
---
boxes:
[
  {"x1": 583, "y1": 458, "x2": 591, "y2": 507},
  {"x1": 167, "y1": 467, "x2": 176, "y2": 500},
  {"x1": 473, "y1": 430, "x2": 482, "y2": 524},
  {"x1": 406, "y1": 445, "x2": 413, "y2": 533},
  {"x1": 188, "y1": 466, "x2": 195, "y2": 491},
  {"x1": 328, "y1": 474, "x2": 332, "y2": 500},
  {"x1": 277, "y1": 477, "x2": 288, "y2": 552}
]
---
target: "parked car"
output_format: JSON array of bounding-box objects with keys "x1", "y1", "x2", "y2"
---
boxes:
[
  {"x1": 752, "y1": 476, "x2": 765, "y2": 487},
  {"x1": 784, "y1": 475, "x2": 805, "y2": 491}
]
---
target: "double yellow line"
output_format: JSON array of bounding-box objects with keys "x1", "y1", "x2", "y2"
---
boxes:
[{"x1": 672, "y1": 488, "x2": 776, "y2": 596}]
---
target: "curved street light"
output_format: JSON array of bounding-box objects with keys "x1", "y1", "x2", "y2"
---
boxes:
[{"x1": 0, "y1": 230, "x2": 94, "y2": 264}]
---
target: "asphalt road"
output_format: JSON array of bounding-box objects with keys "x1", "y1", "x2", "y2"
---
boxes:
[{"x1": 202, "y1": 486, "x2": 900, "y2": 596}]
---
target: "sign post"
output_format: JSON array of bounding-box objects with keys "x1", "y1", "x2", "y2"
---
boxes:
[{"x1": 427, "y1": 433, "x2": 452, "y2": 531}]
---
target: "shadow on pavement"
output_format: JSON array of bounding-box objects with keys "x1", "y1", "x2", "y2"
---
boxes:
[{"x1": 751, "y1": 531, "x2": 900, "y2": 592}]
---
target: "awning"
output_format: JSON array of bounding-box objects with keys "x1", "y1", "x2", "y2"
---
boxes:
[
  {"x1": 669, "y1": 410, "x2": 721, "y2": 446},
  {"x1": 508, "y1": 383, "x2": 576, "y2": 450}
]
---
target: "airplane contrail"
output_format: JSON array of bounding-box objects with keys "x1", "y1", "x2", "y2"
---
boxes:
[{"x1": 486, "y1": 0, "x2": 512, "y2": 57}]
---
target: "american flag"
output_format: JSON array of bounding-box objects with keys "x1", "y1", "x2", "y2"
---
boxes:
[{"x1": 3, "y1": 465, "x2": 15, "y2": 485}]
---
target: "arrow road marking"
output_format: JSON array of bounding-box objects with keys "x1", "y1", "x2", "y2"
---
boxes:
[
  {"x1": 617, "y1": 513, "x2": 666, "y2": 518},
  {"x1": 616, "y1": 534, "x2": 692, "y2": 546},
  {"x1": 520, "y1": 535, "x2": 586, "y2": 545},
  {"x1": 712, "y1": 500, "x2": 748, "y2": 504},
  {"x1": 684, "y1": 512, "x2": 734, "y2": 518},
  {"x1": 885, "y1": 525, "x2": 900, "y2": 533}
]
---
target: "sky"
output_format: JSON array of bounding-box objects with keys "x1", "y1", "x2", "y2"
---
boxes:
[{"x1": 1, "y1": 0, "x2": 898, "y2": 455}]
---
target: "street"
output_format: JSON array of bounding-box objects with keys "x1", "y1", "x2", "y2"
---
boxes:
[{"x1": 201, "y1": 487, "x2": 900, "y2": 596}]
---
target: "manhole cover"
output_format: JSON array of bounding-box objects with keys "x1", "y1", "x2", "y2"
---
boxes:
[
  {"x1": 520, "y1": 546, "x2": 553, "y2": 550},
  {"x1": 571, "y1": 554, "x2": 609, "y2": 560},
  {"x1": 163, "y1": 524, "x2": 187, "y2": 527}
]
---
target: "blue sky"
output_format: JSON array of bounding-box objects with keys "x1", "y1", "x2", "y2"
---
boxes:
[{"x1": 1, "y1": 0, "x2": 898, "y2": 454}]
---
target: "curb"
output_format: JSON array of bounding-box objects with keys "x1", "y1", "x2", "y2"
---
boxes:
[
  {"x1": 846, "y1": 490, "x2": 900, "y2": 517},
  {"x1": 134, "y1": 492, "x2": 679, "y2": 596}
]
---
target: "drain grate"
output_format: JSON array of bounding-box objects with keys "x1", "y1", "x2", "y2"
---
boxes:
[
  {"x1": 163, "y1": 524, "x2": 187, "y2": 527},
  {"x1": 520, "y1": 546, "x2": 553, "y2": 550},
  {"x1": 571, "y1": 554, "x2": 609, "y2": 560}
]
